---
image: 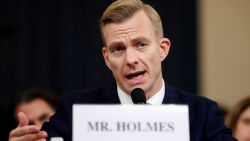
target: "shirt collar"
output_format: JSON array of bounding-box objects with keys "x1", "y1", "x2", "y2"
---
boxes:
[{"x1": 117, "y1": 80, "x2": 165, "y2": 105}]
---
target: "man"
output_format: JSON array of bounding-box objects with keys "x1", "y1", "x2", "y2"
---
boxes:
[
  {"x1": 9, "y1": 88, "x2": 59, "y2": 141},
  {"x1": 9, "y1": 0, "x2": 236, "y2": 141}
]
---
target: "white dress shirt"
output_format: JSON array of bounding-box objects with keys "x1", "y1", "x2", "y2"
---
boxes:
[{"x1": 117, "y1": 80, "x2": 165, "y2": 105}]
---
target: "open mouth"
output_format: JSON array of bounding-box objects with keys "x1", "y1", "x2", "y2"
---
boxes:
[{"x1": 126, "y1": 71, "x2": 146, "y2": 79}]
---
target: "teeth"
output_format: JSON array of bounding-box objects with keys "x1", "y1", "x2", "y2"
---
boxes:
[{"x1": 137, "y1": 73, "x2": 143, "y2": 78}]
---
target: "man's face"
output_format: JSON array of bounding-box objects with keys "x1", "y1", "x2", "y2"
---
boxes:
[
  {"x1": 102, "y1": 10, "x2": 170, "y2": 99},
  {"x1": 15, "y1": 98, "x2": 55, "y2": 129}
]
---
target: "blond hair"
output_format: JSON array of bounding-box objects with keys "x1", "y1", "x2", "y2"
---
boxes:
[{"x1": 100, "y1": 0, "x2": 163, "y2": 45}]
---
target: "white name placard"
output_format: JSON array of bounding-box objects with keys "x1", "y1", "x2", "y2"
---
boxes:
[{"x1": 73, "y1": 105, "x2": 190, "y2": 141}]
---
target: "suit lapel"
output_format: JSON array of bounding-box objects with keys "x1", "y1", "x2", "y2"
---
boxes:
[
  {"x1": 101, "y1": 82, "x2": 120, "y2": 104},
  {"x1": 162, "y1": 84, "x2": 195, "y2": 125},
  {"x1": 162, "y1": 84, "x2": 181, "y2": 104}
]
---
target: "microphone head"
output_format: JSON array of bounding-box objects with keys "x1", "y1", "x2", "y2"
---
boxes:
[{"x1": 131, "y1": 88, "x2": 146, "y2": 104}]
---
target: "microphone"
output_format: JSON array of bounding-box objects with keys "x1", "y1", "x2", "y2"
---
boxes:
[{"x1": 131, "y1": 88, "x2": 146, "y2": 104}]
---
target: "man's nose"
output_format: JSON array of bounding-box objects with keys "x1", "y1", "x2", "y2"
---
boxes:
[{"x1": 126, "y1": 48, "x2": 138, "y2": 66}]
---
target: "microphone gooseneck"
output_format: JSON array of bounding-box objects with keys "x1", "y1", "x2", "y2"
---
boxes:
[{"x1": 131, "y1": 88, "x2": 146, "y2": 104}]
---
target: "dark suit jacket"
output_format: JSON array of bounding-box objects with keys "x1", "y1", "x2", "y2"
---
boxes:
[{"x1": 42, "y1": 83, "x2": 237, "y2": 141}]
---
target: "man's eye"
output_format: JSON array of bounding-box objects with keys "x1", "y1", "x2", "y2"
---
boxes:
[
  {"x1": 113, "y1": 46, "x2": 124, "y2": 53},
  {"x1": 137, "y1": 43, "x2": 147, "y2": 48}
]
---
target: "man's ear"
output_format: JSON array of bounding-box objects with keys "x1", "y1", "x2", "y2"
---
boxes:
[
  {"x1": 102, "y1": 47, "x2": 111, "y2": 70},
  {"x1": 159, "y1": 38, "x2": 171, "y2": 61}
]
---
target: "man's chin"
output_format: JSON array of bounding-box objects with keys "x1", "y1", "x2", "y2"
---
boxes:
[{"x1": 128, "y1": 84, "x2": 147, "y2": 92}]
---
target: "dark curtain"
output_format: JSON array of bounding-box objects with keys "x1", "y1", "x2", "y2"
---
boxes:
[{"x1": 0, "y1": 0, "x2": 197, "y2": 140}]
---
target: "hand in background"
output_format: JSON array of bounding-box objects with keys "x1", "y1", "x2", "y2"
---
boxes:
[{"x1": 9, "y1": 112, "x2": 47, "y2": 141}]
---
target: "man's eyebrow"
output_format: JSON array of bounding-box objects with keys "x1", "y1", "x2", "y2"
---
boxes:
[
  {"x1": 107, "y1": 41, "x2": 125, "y2": 48},
  {"x1": 107, "y1": 36, "x2": 150, "y2": 48},
  {"x1": 131, "y1": 36, "x2": 150, "y2": 43}
]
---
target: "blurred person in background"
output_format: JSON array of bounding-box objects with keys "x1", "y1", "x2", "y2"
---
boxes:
[
  {"x1": 9, "y1": 87, "x2": 59, "y2": 140},
  {"x1": 226, "y1": 96, "x2": 250, "y2": 141}
]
